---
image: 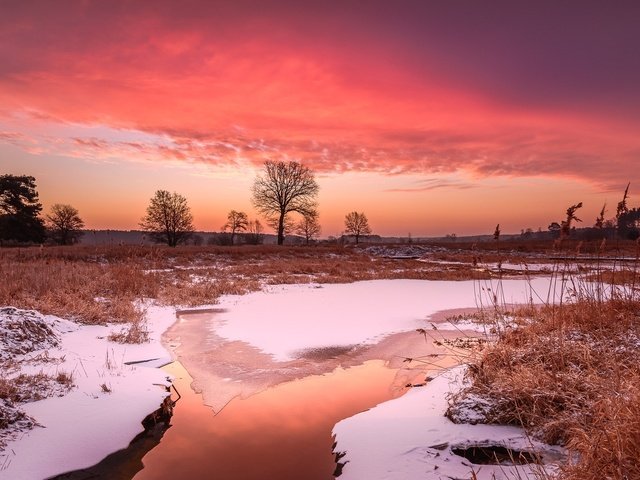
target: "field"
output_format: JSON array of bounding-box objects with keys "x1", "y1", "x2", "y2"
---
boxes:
[{"x1": 1, "y1": 238, "x2": 639, "y2": 478}]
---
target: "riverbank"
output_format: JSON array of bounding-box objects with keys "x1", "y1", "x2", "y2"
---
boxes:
[
  {"x1": 0, "y1": 305, "x2": 177, "y2": 479},
  {"x1": 333, "y1": 365, "x2": 566, "y2": 480}
]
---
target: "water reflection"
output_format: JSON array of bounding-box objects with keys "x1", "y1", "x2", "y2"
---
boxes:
[{"x1": 134, "y1": 360, "x2": 404, "y2": 480}]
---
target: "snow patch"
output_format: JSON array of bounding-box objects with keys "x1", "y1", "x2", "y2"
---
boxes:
[
  {"x1": 333, "y1": 366, "x2": 564, "y2": 480},
  {"x1": 0, "y1": 304, "x2": 177, "y2": 479},
  {"x1": 215, "y1": 278, "x2": 553, "y2": 362},
  {"x1": 0, "y1": 307, "x2": 75, "y2": 361}
]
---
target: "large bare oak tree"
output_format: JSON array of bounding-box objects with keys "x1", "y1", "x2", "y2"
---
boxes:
[
  {"x1": 252, "y1": 160, "x2": 319, "y2": 245},
  {"x1": 344, "y1": 211, "x2": 372, "y2": 244},
  {"x1": 140, "y1": 190, "x2": 194, "y2": 247}
]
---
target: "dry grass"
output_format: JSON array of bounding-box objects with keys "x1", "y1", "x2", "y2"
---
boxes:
[
  {"x1": 0, "y1": 244, "x2": 500, "y2": 334},
  {"x1": 107, "y1": 317, "x2": 149, "y2": 344},
  {"x1": 447, "y1": 266, "x2": 640, "y2": 479},
  {"x1": 0, "y1": 371, "x2": 74, "y2": 405},
  {"x1": 3, "y1": 241, "x2": 640, "y2": 474}
]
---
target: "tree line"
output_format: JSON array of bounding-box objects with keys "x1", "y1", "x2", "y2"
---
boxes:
[
  {"x1": 548, "y1": 183, "x2": 640, "y2": 241},
  {"x1": 0, "y1": 175, "x2": 84, "y2": 246},
  {"x1": 1, "y1": 161, "x2": 375, "y2": 247}
]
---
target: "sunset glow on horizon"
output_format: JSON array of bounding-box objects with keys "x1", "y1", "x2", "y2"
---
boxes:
[{"x1": 2, "y1": 1, "x2": 640, "y2": 237}]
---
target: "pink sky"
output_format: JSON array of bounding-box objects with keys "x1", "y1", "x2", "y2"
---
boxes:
[{"x1": 1, "y1": 1, "x2": 639, "y2": 236}]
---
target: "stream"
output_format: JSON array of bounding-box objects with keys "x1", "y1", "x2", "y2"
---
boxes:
[{"x1": 55, "y1": 279, "x2": 554, "y2": 479}]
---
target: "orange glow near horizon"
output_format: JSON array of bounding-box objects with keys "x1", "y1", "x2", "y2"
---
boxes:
[{"x1": 1, "y1": 1, "x2": 640, "y2": 237}]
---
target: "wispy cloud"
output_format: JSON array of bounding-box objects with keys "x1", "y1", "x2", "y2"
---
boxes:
[
  {"x1": 385, "y1": 178, "x2": 478, "y2": 193},
  {"x1": 1, "y1": 1, "x2": 639, "y2": 192}
]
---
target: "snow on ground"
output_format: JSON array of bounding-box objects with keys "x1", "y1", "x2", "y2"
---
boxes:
[
  {"x1": 215, "y1": 278, "x2": 555, "y2": 362},
  {"x1": 0, "y1": 307, "x2": 63, "y2": 360},
  {"x1": 491, "y1": 262, "x2": 554, "y2": 272},
  {"x1": 0, "y1": 305, "x2": 177, "y2": 480},
  {"x1": 333, "y1": 365, "x2": 564, "y2": 480}
]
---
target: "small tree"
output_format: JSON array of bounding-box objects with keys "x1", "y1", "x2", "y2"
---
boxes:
[
  {"x1": 46, "y1": 204, "x2": 85, "y2": 245},
  {"x1": 616, "y1": 183, "x2": 632, "y2": 238},
  {"x1": 247, "y1": 219, "x2": 264, "y2": 245},
  {"x1": 223, "y1": 210, "x2": 249, "y2": 245},
  {"x1": 560, "y1": 202, "x2": 583, "y2": 239},
  {"x1": 618, "y1": 208, "x2": 640, "y2": 240},
  {"x1": 252, "y1": 160, "x2": 319, "y2": 245},
  {"x1": 548, "y1": 222, "x2": 561, "y2": 239},
  {"x1": 295, "y1": 210, "x2": 321, "y2": 245},
  {"x1": 594, "y1": 203, "x2": 607, "y2": 229},
  {"x1": 139, "y1": 190, "x2": 194, "y2": 247},
  {"x1": 616, "y1": 183, "x2": 630, "y2": 221},
  {"x1": 344, "y1": 211, "x2": 371, "y2": 244},
  {"x1": 0, "y1": 174, "x2": 45, "y2": 244},
  {"x1": 246, "y1": 219, "x2": 264, "y2": 245}
]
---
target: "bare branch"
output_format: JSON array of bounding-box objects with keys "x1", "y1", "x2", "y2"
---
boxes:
[
  {"x1": 344, "y1": 211, "x2": 372, "y2": 244},
  {"x1": 295, "y1": 210, "x2": 321, "y2": 245},
  {"x1": 251, "y1": 161, "x2": 319, "y2": 245},
  {"x1": 222, "y1": 210, "x2": 249, "y2": 245},
  {"x1": 46, "y1": 204, "x2": 85, "y2": 245},
  {"x1": 139, "y1": 190, "x2": 194, "y2": 247}
]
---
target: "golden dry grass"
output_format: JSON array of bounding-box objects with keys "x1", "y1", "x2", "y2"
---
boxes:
[
  {"x1": 448, "y1": 270, "x2": 640, "y2": 479},
  {"x1": 3, "y1": 241, "x2": 640, "y2": 476},
  {"x1": 0, "y1": 244, "x2": 499, "y2": 330},
  {"x1": 0, "y1": 371, "x2": 74, "y2": 405}
]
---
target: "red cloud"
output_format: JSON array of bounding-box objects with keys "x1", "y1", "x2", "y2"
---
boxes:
[{"x1": 1, "y1": 1, "x2": 639, "y2": 191}]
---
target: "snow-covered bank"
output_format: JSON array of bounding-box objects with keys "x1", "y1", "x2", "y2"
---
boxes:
[
  {"x1": 333, "y1": 366, "x2": 565, "y2": 480},
  {"x1": 215, "y1": 278, "x2": 555, "y2": 362},
  {"x1": 0, "y1": 305, "x2": 177, "y2": 480}
]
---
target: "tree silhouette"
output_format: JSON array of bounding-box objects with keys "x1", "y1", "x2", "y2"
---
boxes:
[
  {"x1": 618, "y1": 208, "x2": 640, "y2": 240},
  {"x1": 0, "y1": 174, "x2": 45, "y2": 244},
  {"x1": 246, "y1": 219, "x2": 264, "y2": 245},
  {"x1": 252, "y1": 160, "x2": 319, "y2": 245},
  {"x1": 616, "y1": 183, "x2": 630, "y2": 221},
  {"x1": 344, "y1": 211, "x2": 371, "y2": 244},
  {"x1": 46, "y1": 204, "x2": 85, "y2": 245},
  {"x1": 295, "y1": 210, "x2": 321, "y2": 245},
  {"x1": 548, "y1": 222, "x2": 561, "y2": 239},
  {"x1": 594, "y1": 203, "x2": 607, "y2": 229},
  {"x1": 560, "y1": 202, "x2": 583, "y2": 238},
  {"x1": 140, "y1": 190, "x2": 194, "y2": 247},
  {"x1": 223, "y1": 210, "x2": 249, "y2": 245}
]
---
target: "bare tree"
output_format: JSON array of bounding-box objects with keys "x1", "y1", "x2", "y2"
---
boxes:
[
  {"x1": 267, "y1": 214, "x2": 295, "y2": 239},
  {"x1": 594, "y1": 203, "x2": 607, "y2": 229},
  {"x1": 246, "y1": 218, "x2": 264, "y2": 245},
  {"x1": 140, "y1": 190, "x2": 194, "y2": 247},
  {"x1": 295, "y1": 210, "x2": 321, "y2": 245},
  {"x1": 560, "y1": 202, "x2": 583, "y2": 238},
  {"x1": 616, "y1": 183, "x2": 630, "y2": 220},
  {"x1": 252, "y1": 160, "x2": 319, "y2": 245},
  {"x1": 344, "y1": 211, "x2": 371, "y2": 244},
  {"x1": 46, "y1": 203, "x2": 85, "y2": 245},
  {"x1": 223, "y1": 210, "x2": 249, "y2": 245}
]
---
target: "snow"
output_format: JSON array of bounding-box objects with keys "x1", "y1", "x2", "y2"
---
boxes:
[
  {"x1": 333, "y1": 366, "x2": 564, "y2": 480},
  {"x1": 0, "y1": 305, "x2": 177, "y2": 480},
  {"x1": 492, "y1": 262, "x2": 554, "y2": 272},
  {"x1": 0, "y1": 307, "x2": 64, "y2": 360},
  {"x1": 215, "y1": 278, "x2": 555, "y2": 362},
  {"x1": 0, "y1": 277, "x2": 567, "y2": 478},
  {"x1": 430, "y1": 318, "x2": 494, "y2": 333}
]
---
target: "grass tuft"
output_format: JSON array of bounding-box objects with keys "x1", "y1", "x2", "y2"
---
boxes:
[{"x1": 447, "y1": 261, "x2": 640, "y2": 479}]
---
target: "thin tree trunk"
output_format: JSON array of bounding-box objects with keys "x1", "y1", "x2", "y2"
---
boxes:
[{"x1": 277, "y1": 213, "x2": 285, "y2": 245}]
